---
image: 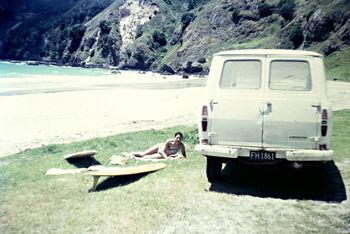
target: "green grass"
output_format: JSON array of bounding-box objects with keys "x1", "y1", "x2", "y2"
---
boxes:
[
  {"x1": 0, "y1": 126, "x2": 206, "y2": 233},
  {"x1": 325, "y1": 49, "x2": 350, "y2": 82},
  {"x1": 1, "y1": 111, "x2": 350, "y2": 233},
  {"x1": 332, "y1": 109, "x2": 350, "y2": 161}
]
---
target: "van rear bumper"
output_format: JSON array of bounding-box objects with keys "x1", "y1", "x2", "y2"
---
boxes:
[
  {"x1": 285, "y1": 150, "x2": 333, "y2": 161},
  {"x1": 194, "y1": 144, "x2": 239, "y2": 158},
  {"x1": 194, "y1": 144, "x2": 333, "y2": 161}
]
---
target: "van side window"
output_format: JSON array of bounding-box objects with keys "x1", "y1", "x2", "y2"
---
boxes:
[
  {"x1": 269, "y1": 61, "x2": 312, "y2": 91},
  {"x1": 220, "y1": 60, "x2": 261, "y2": 89}
]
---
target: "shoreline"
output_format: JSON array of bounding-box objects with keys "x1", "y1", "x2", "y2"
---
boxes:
[
  {"x1": 0, "y1": 75, "x2": 206, "y2": 97},
  {"x1": 0, "y1": 59, "x2": 209, "y2": 78},
  {"x1": 0, "y1": 62, "x2": 207, "y2": 96}
]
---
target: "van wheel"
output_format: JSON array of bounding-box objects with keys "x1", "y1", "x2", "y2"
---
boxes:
[{"x1": 206, "y1": 157, "x2": 222, "y2": 182}]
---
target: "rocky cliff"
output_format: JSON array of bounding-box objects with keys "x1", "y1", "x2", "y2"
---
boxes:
[{"x1": 0, "y1": 0, "x2": 349, "y2": 80}]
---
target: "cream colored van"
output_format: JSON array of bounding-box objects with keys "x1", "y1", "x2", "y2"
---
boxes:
[{"x1": 195, "y1": 49, "x2": 333, "y2": 182}]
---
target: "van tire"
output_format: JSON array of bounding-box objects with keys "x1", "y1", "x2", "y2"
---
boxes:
[{"x1": 206, "y1": 157, "x2": 222, "y2": 182}]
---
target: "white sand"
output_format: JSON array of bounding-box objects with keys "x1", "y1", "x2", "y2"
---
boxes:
[
  {"x1": 0, "y1": 71, "x2": 206, "y2": 157},
  {"x1": 0, "y1": 71, "x2": 349, "y2": 157}
]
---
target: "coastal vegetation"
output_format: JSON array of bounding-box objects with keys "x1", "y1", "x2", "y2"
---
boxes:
[
  {"x1": 0, "y1": 110, "x2": 350, "y2": 232},
  {"x1": 0, "y1": 0, "x2": 349, "y2": 81}
]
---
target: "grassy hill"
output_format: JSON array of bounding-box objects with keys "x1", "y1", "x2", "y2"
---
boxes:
[{"x1": 0, "y1": 0, "x2": 349, "y2": 80}]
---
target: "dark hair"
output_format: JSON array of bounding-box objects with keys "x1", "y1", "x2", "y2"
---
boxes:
[{"x1": 175, "y1": 131, "x2": 183, "y2": 139}]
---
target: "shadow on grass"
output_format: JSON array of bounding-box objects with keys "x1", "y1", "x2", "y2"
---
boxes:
[
  {"x1": 66, "y1": 157, "x2": 101, "y2": 168},
  {"x1": 90, "y1": 173, "x2": 150, "y2": 192},
  {"x1": 209, "y1": 161, "x2": 347, "y2": 203}
]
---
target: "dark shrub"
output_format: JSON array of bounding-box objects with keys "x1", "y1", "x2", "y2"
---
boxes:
[
  {"x1": 280, "y1": 21, "x2": 304, "y2": 49},
  {"x1": 181, "y1": 12, "x2": 195, "y2": 30},
  {"x1": 278, "y1": 0, "x2": 295, "y2": 21},
  {"x1": 159, "y1": 64, "x2": 175, "y2": 74},
  {"x1": 135, "y1": 25, "x2": 143, "y2": 39},
  {"x1": 152, "y1": 30, "x2": 167, "y2": 47},
  {"x1": 57, "y1": 43, "x2": 66, "y2": 59},
  {"x1": 99, "y1": 20, "x2": 111, "y2": 35},
  {"x1": 340, "y1": 26, "x2": 350, "y2": 45},
  {"x1": 86, "y1": 37, "x2": 96, "y2": 48},
  {"x1": 231, "y1": 7, "x2": 241, "y2": 24},
  {"x1": 323, "y1": 43, "x2": 339, "y2": 55},
  {"x1": 197, "y1": 57, "x2": 206, "y2": 63},
  {"x1": 287, "y1": 22, "x2": 303, "y2": 48},
  {"x1": 132, "y1": 46, "x2": 154, "y2": 70},
  {"x1": 277, "y1": 39, "x2": 294, "y2": 49},
  {"x1": 258, "y1": 1, "x2": 273, "y2": 18},
  {"x1": 90, "y1": 49, "x2": 95, "y2": 57},
  {"x1": 98, "y1": 35, "x2": 116, "y2": 58},
  {"x1": 69, "y1": 24, "x2": 86, "y2": 53}
]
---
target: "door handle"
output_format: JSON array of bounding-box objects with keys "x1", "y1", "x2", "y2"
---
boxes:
[
  {"x1": 260, "y1": 102, "x2": 272, "y2": 114},
  {"x1": 311, "y1": 103, "x2": 321, "y2": 112},
  {"x1": 210, "y1": 99, "x2": 218, "y2": 105},
  {"x1": 210, "y1": 99, "x2": 218, "y2": 109}
]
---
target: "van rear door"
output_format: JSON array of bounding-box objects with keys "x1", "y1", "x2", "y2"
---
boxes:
[
  {"x1": 262, "y1": 58, "x2": 320, "y2": 149},
  {"x1": 209, "y1": 58, "x2": 264, "y2": 147}
]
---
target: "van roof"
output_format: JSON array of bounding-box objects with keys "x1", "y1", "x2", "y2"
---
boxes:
[{"x1": 215, "y1": 49, "x2": 323, "y2": 58}]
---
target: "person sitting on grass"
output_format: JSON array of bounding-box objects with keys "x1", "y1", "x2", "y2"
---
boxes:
[{"x1": 133, "y1": 132, "x2": 186, "y2": 160}]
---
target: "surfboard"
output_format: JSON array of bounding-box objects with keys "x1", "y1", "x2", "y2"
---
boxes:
[
  {"x1": 86, "y1": 163, "x2": 167, "y2": 191},
  {"x1": 64, "y1": 150, "x2": 97, "y2": 159}
]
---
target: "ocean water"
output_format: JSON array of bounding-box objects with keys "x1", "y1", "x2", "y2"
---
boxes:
[
  {"x1": 0, "y1": 61, "x2": 113, "y2": 77},
  {"x1": 0, "y1": 60, "x2": 196, "y2": 95}
]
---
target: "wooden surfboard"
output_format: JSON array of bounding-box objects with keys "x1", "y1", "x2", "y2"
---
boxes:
[
  {"x1": 86, "y1": 163, "x2": 167, "y2": 191},
  {"x1": 64, "y1": 150, "x2": 97, "y2": 159}
]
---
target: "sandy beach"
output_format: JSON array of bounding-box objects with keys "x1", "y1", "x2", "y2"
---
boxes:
[
  {"x1": 0, "y1": 71, "x2": 349, "y2": 157},
  {"x1": 0, "y1": 71, "x2": 206, "y2": 157}
]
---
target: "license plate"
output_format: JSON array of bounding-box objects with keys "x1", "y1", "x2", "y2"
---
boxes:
[{"x1": 249, "y1": 151, "x2": 276, "y2": 161}]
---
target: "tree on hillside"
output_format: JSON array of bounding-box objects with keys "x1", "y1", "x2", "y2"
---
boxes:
[
  {"x1": 278, "y1": 0, "x2": 295, "y2": 21},
  {"x1": 181, "y1": 12, "x2": 195, "y2": 30},
  {"x1": 69, "y1": 24, "x2": 86, "y2": 53},
  {"x1": 230, "y1": 7, "x2": 241, "y2": 24},
  {"x1": 258, "y1": 1, "x2": 273, "y2": 18},
  {"x1": 152, "y1": 30, "x2": 167, "y2": 46},
  {"x1": 279, "y1": 21, "x2": 304, "y2": 49},
  {"x1": 99, "y1": 20, "x2": 111, "y2": 35}
]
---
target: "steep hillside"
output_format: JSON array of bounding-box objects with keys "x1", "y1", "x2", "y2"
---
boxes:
[
  {"x1": 0, "y1": 0, "x2": 349, "y2": 80},
  {"x1": 150, "y1": 0, "x2": 350, "y2": 78},
  {"x1": 0, "y1": 0, "x2": 118, "y2": 63}
]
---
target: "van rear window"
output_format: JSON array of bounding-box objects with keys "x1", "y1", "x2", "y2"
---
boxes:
[
  {"x1": 269, "y1": 61, "x2": 312, "y2": 91},
  {"x1": 220, "y1": 60, "x2": 261, "y2": 89}
]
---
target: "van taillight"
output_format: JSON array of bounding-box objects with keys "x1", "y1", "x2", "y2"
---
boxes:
[
  {"x1": 321, "y1": 109, "x2": 328, "y2": 137},
  {"x1": 201, "y1": 105, "x2": 208, "y2": 132},
  {"x1": 319, "y1": 144, "x2": 327, "y2": 150},
  {"x1": 202, "y1": 105, "x2": 208, "y2": 116}
]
